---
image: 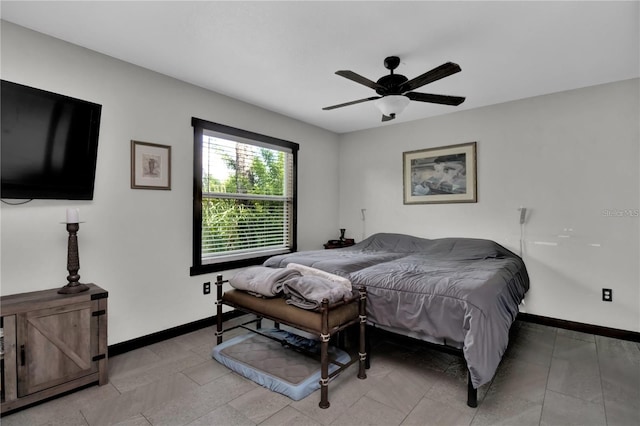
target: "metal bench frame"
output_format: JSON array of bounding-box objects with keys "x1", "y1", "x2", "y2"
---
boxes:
[{"x1": 215, "y1": 274, "x2": 367, "y2": 408}]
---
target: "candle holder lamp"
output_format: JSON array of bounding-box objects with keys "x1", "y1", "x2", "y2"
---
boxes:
[{"x1": 58, "y1": 222, "x2": 90, "y2": 294}]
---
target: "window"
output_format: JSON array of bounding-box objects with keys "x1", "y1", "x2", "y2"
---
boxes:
[{"x1": 190, "y1": 118, "x2": 298, "y2": 275}]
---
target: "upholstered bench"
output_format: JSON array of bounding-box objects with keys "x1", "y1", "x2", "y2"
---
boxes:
[{"x1": 214, "y1": 274, "x2": 367, "y2": 408}]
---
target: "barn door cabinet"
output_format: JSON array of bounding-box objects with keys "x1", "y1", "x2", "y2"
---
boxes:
[{"x1": 1, "y1": 284, "x2": 108, "y2": 414}]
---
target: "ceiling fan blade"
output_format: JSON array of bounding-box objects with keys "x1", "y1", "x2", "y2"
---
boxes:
[
  {"x1": 381, "y1": 113, "x2": 396, "y2": 122},
  {"x1": 322, "y1": 96, "x2": 381, "y2": 110},
  {"x1": 335, "y1": 70, "x2": 385, "y2": 91},
  {"x1": 405, "y1": 92, "x2": 466, "y2": 106},
  {"x1": 400, "y1": 62, "x2": 462, "y2": 92}
]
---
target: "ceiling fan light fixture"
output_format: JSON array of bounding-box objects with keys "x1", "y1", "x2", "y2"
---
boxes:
[{"x1": 374, "y1": 95, "x2": 410, "y2": 117}]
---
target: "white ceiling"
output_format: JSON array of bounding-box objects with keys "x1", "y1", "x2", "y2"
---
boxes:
[{"x1": 1, "y1": 1, "x2": 638, "y2": 134}]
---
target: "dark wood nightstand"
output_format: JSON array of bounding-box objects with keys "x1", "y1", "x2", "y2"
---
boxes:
[{"x1": 323, "y1": 239, "x2": 355, "y2": 249}]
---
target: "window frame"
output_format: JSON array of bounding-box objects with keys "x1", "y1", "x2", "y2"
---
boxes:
[{"x1": 190, "y1": 118, "x2": 298, "y2": 276}]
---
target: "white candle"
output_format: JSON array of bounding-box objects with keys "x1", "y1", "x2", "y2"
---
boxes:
[{"x1": 66, "y1": 208, "x2": 79, "y2": 224}]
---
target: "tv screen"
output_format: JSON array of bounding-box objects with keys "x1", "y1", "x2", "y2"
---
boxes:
[{"x1": 1, "y1": 80, "x2": 102, "y2": 200}]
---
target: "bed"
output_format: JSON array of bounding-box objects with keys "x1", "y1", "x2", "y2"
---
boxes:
[{"x1": 264, "y1": 233, "x2": 530, "y2": 406}]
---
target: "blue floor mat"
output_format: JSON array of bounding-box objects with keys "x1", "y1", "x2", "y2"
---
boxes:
[{"x1": 212, "y1": 329, "x2": 350, "y2": 401}]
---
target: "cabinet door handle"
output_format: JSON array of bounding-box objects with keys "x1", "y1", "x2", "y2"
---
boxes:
[{"x1": 20, "y1": 344, "x2": 25, "y2": 366}]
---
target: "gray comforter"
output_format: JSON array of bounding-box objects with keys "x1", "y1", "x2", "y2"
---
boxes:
[
  {"x1": 264, "y1": 233, "x2": 530, "y2": 388},
  {"x1": 229, "y1": 266, "x2": 301, "y2": 297}
]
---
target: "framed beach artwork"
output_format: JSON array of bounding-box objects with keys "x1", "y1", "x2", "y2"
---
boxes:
[
  {"x1": 403, "y1": 142, "x2": 477, "y2": 204},
  {"x1": 131, "y1": 140, "x2": 171, "y2": 190}
]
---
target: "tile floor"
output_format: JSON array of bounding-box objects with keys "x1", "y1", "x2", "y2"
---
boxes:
[{"x1": 1, "y1": 320, "x2": 639, "y2": 426}]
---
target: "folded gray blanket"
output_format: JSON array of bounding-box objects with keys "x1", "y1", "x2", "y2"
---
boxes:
[
  {"x1": 229, "y1": 266, "x2": 301, "y2": 297},
  {"x1": 283, "y1": 275, "x2": 353, "y2": 310}
]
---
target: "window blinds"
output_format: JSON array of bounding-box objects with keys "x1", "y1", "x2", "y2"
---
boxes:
[{"x1": 200, "y1": 134, "x2": 293, "y2": 264}]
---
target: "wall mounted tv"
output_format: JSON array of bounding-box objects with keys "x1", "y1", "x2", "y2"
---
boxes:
[{"x1": 1, "y1": 80, "x2": 102, "y2": 200}]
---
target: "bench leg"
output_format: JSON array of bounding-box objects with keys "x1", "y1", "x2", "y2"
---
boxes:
[
  {"x1": 216, "y1": 274, "x2": 224, "y2": 345},
  {"x1": 358, "y1": 286, "x2": 367, "y2": 379},
  {"x1": 319, "y1": 332, "x2": 330, "y2": 409},
  {"x1": 365, "y1": 325, "x2": 372, "y2": 369},
  {"x1": 319, "y1": 298, "x2": 330, "y2": 409}
]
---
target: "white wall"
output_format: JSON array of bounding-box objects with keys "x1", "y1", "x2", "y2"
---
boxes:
[
  {"x1": 338, "y1": 79, "x2": 640, "y2": 332},
  {"x1": 0, "y1": 22, "x2": 341, "y2": 344},
  {"x1": 2, "y1": 22, "x2": 638, "y2": 344}
]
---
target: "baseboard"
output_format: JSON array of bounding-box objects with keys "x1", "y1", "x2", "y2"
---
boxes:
[
  {"x1": 108, "y1": 311, "x2": 639, "y2": 357},
  {"x1": 108, "y1": 310, "x2": 246, "y2": 357},
  {"x1": 518, "y1": 313, "x2": 640, "y2": 343}
]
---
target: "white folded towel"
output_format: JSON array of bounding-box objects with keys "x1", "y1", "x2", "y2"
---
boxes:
[{"x1": 286, "y1": 263, "x2": 352, "y2": 291}]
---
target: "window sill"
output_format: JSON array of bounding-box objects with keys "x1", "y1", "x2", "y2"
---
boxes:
[{"x1": 190, "y1": 254, "x2": 284, "y2": 276}]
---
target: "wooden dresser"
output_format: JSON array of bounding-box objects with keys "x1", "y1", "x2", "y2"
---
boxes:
[{"x1": 1, "y1": 284, "x2": 108, "y2": 414}]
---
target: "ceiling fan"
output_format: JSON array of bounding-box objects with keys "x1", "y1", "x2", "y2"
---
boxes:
[{"x1": 323, "y1": 56, "x2": 465, "y2": 122}]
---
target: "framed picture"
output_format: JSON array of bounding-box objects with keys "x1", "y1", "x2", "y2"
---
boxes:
[
  {"x1": 403, "y1": 142, "x2": 477, "y2": 204},
  {"x1": 131, "y1": 140, "x2": 171, "y2": 190}
]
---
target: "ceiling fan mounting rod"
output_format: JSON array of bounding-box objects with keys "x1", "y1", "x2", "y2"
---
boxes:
[
  {"x1": 376, "y1": 56, "x2": 408, "y2": 95},
  {"x1": 384, "y1": 56, "x2": 401, "y2": 72}
]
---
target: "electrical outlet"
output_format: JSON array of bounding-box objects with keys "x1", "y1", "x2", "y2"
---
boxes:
[
  {"x1": 602, "y1": 288, "x2": 612, "y2": 302},
  {"x1": 203, "y1": 282, "x2": 211, "y2": 295}
]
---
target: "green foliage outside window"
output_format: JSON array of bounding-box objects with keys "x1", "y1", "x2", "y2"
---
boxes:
[{"x1": 202, "y1": 148, "x2": 288, "y2": 255}]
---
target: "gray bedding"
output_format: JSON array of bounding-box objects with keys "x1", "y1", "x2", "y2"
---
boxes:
[
  {"x1": 264, "y1": 233, "x2": 529, "y2": 388},
  {"x1": 264, "y1": 248, "x2": 406, "y2": 276}
]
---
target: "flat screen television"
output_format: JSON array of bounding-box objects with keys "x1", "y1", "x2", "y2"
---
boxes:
[{"x1": 1, "y1": 80, "x2": 102, "y2": 200}]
